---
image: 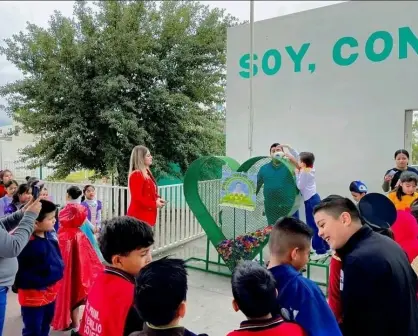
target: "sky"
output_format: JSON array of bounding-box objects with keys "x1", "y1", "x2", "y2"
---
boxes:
[{"x1": 0, "y1": 1, "x2": 343, "y2": 126}]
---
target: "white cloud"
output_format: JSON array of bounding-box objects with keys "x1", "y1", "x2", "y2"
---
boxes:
[{"x1": 0, "y1": 1, "x2": 343, "y2": 124}]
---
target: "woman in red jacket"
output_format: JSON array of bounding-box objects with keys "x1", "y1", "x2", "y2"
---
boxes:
[{"x1": 127, "y1": 145, "x2": 166, "y2": 226}]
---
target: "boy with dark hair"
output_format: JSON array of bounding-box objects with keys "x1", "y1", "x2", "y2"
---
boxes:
[
  {"x1": 228, "y1": 261, "x2": 305, "y2": 336},
  {"x1": 314, "y1": 195, "x2": 418, "y2": 336},
  {"x1": 268, "y1": 217, "x2": 341, "y2": 336},
  {"x1": 15, "y1": 199, "x2": 64, "y2": 336},
  {"x1": 130, "y1": 257, "x2": 207, "y2": 336},
  {"x1": 79, "y1": 216, "x2": 154, "y2": 336}
]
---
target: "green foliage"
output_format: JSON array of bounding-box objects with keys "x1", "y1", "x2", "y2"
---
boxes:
[
  {"x1": 0, "y1": 1, "x2": 238, "y2": 185},
  {"x1": 413, "y1": 118, "x2": 418, "y2": 164}
]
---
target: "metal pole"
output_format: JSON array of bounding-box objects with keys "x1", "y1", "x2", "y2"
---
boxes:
[{"x1": 248, "y1": 0, "x2": 255, "y2": 157}]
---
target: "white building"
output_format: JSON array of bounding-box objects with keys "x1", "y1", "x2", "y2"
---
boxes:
[
  {"x1": 226, "y1": 1, "x2": 418, "y2": 197},
  {"x1": 0, "y1": 121, "x2": 37, "y2": 177}
]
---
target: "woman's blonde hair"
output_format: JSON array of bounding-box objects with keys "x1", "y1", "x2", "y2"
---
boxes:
[{"x1": 129, "y1": 145, "x2": 150, "y2": 176}]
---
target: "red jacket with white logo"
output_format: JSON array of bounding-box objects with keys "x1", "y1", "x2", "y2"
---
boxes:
[{"x1": 79, "y1": 267, "x2": 143, "y2": 336}]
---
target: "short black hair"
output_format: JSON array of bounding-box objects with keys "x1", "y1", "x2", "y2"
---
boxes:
[
  {"x1": 269, "y1": 217, "x2": 313, "y2": 256},
  {"x1": 4, "y1": 180, "x2": 18, "y2": 188},
  {"x1": 99, "y1": 216, "x2": 154, "y2": 264},
  {"x1": 299, "y1": 152, "x2": 315, "y2": 168},
  {"x1": 231, "y1": 261, "x2": 276, "y2": 319},
  {"x1": 37, "y1": 200, "x2": 57, "y2": 221},
  {"x1": 67, "y1": 186, "x2": 82, "y2": 200},
  {"x1": 313, "y1": 195, "x2": 361, "y2": 221},
  {"x1": 270, "y1": 143, "x2": 280, "y2": 151},
  {"x1": 395, "y1": 171, "x2": 418, "y2": 201},
  {"x1": 12, "y1": 183, "x2": 30, "y2": 204},
  {"x1": 135, "y1": 257, "x2": 187, "y2": 326}
]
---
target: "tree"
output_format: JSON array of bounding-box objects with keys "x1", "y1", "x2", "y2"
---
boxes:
[
  {"x1": 0, "y1": 1, "x2": 238, "y2": 185},
  {"x1": 412, "y1": 116, "x2": 418, "y2": 164}
]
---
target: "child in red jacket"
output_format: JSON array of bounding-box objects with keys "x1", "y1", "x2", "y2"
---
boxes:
[
  {"x1": 227, "y1": 261, "x2": 306, "y2": 336},
  {"x1": 79, "y1": 216, "x2": 154, "y2": 336},
  {"x1": 328, "y1": 255, "x2": 343, "y2": 324},
  {"x1": 392, "y1": 210, "x2": 418, "y2": 274}
]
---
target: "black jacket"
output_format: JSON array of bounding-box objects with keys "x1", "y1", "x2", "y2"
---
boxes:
[
  {"x1": 129, "y1": 324, "x2": 208, "y2": 336},
  {"x1": 337, "y1": 225, "x2": 418, "y2": 336}
]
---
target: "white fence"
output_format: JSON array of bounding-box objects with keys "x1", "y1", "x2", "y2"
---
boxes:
[
  {"x1": 42, "y1": 181, "x2": 204, "y2": 254},
  {"x1": 2, "y1": 161, "x2": 55, "y2": 180}
]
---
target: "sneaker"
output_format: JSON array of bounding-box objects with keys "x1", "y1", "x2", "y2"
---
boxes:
[{"x1": 310, "y1": 253, "x2": 329, "y2": 261}]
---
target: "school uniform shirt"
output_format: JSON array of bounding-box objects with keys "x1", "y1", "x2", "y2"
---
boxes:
[
  {"x1": 336, "y1": 225, "x2": 418, "y2": 336},
  {"x1": 80, "y1": 199, "x2": 102, "y2": 229},
  {"x1": 384, "y1": 166, "x2": 418, "y2": 191},
  {"x1": 269, "y1": 264, "x2": 341, "y2": 336},
  {"x1": 387, "y1": 191, "x2": 418, "y2": 210},
  {"x1": 226, "y1": 316, "x2": 306, "y2": 336},
  {"x1": 4, "y1": 202, "x2": 23, "y2": 215},
  {"x1": 328, "y1": 255, "x2": 343, "y2": 324},
  {"x1": 15, "y1": 234, "x2": 64, "y2": 307},
  {"x1": 79, "y1": 267, "x2": 144, "y2": 336},
  {"x1": 129, "y1": 323, "x2": 208, "y2": 336},
  {"x1": 0, "y1": 195, "x2": 12, "y2": 216},
  {"x1": 295, "y1": 168, "x2": 317, "y2": 201}
]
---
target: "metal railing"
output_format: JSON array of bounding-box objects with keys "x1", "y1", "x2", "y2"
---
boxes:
[
  {"x1": 41, "y1": 181, "x2": 204, "y2": 254},
  {"x1": 2, "y1": 161, "x2": 55, "y2": 180}
]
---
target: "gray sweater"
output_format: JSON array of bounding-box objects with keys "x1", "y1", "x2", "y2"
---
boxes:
[{"x1": 0, "y1": 210, "x2": 37, "y2": 287}]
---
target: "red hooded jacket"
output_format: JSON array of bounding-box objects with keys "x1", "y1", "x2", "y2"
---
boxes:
[
  {"x1": 52, "y1": 203, "x2": 104, "y2": 331},
  {"x1": 391, "y1": 210, "x2": 418, "y2": 274}
]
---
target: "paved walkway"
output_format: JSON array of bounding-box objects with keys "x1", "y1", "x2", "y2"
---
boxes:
[{"x1": 4, "y1": 237, "x2": 327, "y2": 335}]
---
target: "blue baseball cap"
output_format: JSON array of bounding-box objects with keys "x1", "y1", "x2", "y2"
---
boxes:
[{"x1": 349, "y1": 181, "x2": 368, "y2": 194}]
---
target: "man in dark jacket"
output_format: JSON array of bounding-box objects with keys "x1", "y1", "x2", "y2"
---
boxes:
[{"x1": 313, "y1": 195, "x2": 418, "y2": 336}]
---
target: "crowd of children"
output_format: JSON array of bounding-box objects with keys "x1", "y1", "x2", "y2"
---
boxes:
[
  {"x1": 0, "y1": 170, "x2": 106, "y2": 336},
  {"x1": 1, "y1": 145, "x2": 418, "y2": 336}
]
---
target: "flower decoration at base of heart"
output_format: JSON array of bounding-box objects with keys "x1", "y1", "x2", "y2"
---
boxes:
[{"x1": 216, "y1": 225, "x2": 273, "y2": 269}]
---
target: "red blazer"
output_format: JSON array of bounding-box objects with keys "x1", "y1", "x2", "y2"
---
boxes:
[{"x1": 127, "y1": 170, "x2": 159, "y2": 226}]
